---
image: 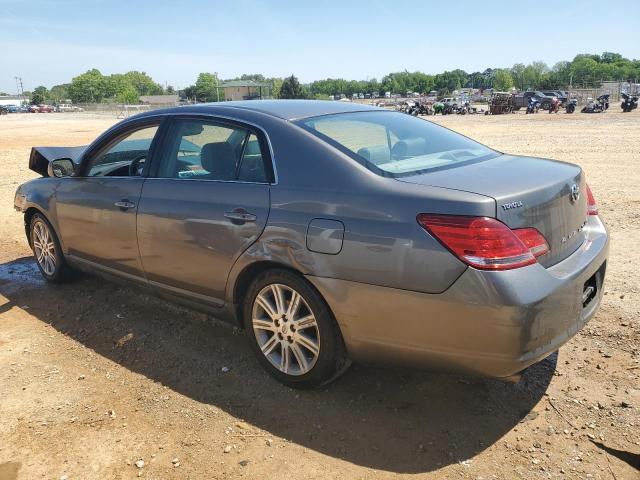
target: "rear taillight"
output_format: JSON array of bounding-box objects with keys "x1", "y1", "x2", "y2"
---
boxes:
[
  {"x1": 586, "y1": 184, "x2": 598, "y2": 215},
  {"x1": 416, "y1": 214, "x2": 549, "y2": 271}
]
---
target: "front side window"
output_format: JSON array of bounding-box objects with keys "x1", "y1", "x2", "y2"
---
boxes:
[
  {"x1": 85, "y1": 125, "x2": 159, "y2": 177},
  {"x1": 157, "y1": 120, "x2": 268, "y2": 182},
  {"x1": 298, "y1": 111, "x2": 497, "y2": 177}
]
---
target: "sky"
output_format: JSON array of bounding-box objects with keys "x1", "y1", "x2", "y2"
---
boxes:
[{"x1": 1, "y1": 0, "x2": 639, "y2": 93}]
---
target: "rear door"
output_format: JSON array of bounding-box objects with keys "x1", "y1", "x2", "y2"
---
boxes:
[
  {"x1": 137, "y1": 116, "x2": 272, "y2": 304},
  {"x1": 55, "y1": 120, "x2": 163, "y2": 277}
]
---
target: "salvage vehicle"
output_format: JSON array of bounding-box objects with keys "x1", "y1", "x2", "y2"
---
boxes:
[
  {"x1": 486, "y1": 92, "x2": 513, "y2": 115},
  {"x1": 14, "y1": 100, "x2": 609, "y2": 388},
  {"x1": 620, "y1": 92, "x2": 638, "y2": 112},
  {"x1": 542, "y1": 90, "x2": 568, "y2": 105},
  {"x1": 565, "y1": 98, "x2": 578, "y2": 113},
  {"x1": 581, "y1": 94, "x2": 609, "y2": 113},
  {"x1": 512, "y1": 91, "x2": 553, "y2": 111}
]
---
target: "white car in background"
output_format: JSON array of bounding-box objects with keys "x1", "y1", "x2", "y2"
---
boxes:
[{"x1": 56, "y1": 104, "x2": 84, "y2": 112}]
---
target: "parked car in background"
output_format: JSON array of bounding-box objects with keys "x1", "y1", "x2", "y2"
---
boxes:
[
  {"x1": 37, "y1": 104, "x2": 54, "y2": 113},
  {"x1": 14, "y1": 100, "x2": 608, "y2": 388},
  {"x1": 18, "y1": 105, "x2": 30, "y2": 113},
  {"x1": 56, "y1": 104, "x2": 84, "y2": 112},
  {"x1": 542, "y1": 90, "x2": 568, "y2": 105},
  {"x1": 4, "y1": 104, "x2": 19, "y2": 113},
  {"x1": 28, "y1": 105, "x2": 39, "y2": 113},
  {"x1": 513, "y1": 91, "x2": 554, "y2": 111}
]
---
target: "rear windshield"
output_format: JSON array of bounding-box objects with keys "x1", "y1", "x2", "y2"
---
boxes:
[{"x1": 297, "y1": 111, "x2": 497, "y2": 177}]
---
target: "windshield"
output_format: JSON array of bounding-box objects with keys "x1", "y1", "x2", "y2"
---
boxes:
[{"x1": 298, "y1": 111, "x2": 497, "y2": 177}]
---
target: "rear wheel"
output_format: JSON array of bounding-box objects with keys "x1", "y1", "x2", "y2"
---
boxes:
[
  {"x1": 29, "y1": 213, "x2": 72, "y2": 282},
  {"x1": 243, "y1": 269, "x2": 348, "y2": 388}
]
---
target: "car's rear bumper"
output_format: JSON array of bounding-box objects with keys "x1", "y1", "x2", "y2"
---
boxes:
[{"x1": 307, "y1": 215, "x2": 609, "y2": 378}]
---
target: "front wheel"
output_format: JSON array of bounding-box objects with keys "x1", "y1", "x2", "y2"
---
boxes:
[
  {"x1": 29, "y1": 213, "x2": 73, "y2": 282},
  {"x1": 243, "y1": 269, "x2": 348, "y2": 388}
]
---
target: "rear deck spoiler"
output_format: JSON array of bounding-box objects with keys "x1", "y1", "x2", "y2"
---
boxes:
[{"x1": 29, "y1": 146, "x2": 86, "y2": 177}]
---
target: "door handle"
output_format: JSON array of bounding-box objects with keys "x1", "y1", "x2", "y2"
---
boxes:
[
  {"x1": 114, "y1": 200, "x2": 136, "y2": 210},
  {"x1": 224, "y1": 209, "x2": 257, "y2": 224}
]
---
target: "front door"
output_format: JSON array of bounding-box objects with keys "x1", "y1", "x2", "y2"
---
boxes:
[
  {"x1": 137, "y1": 117, "x2": 272, "y2": 303},
  {"x1": 55, "y1": 122, "x2": 162, "y2": 277}
]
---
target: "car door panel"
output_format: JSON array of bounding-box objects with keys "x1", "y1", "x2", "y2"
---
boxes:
[
  {"x1": 55, "y1": 177, "x2": 145, "y2": 276},
  {"x1": 54, "y1": 121, "x2": 162, "y2": 278},
  {"x1": 136, "y1": 180, "x2": 270, "y2": 302}
]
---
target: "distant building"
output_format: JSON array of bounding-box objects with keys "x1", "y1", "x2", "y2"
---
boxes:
[
  {"x1": 0, "y1": 95, "x2": 25, "y2": 106},
  {"x1": 220, "y1": 80, "x2": 270, "y2": 101},
  {"x1": 139, "y1": 94, "x2": 180, "y2": 105}
]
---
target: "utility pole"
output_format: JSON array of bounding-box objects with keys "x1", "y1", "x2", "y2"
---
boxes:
[{"x1": 15, "y1": 76, "x2": 24, "y2": 102}]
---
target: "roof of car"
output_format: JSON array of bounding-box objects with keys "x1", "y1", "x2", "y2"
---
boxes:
[{"x1": 147, "y1": 99, "x2": 382, "y2": 121}]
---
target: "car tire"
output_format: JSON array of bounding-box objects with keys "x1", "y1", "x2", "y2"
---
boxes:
[
  {"x1": 29, "y1": 213, "x2": 73, "y2": 283},
  {"x1": 243, "y1": 269, "x2": 348, "y2": 389}
]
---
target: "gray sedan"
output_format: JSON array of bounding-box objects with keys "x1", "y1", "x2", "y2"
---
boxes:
[{"x1": 14, "y1": 100, "x2": 609, "y2": 388}]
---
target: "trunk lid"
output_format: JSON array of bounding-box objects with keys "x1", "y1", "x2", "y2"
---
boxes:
[{"x1": 398, "y1": 154, "x2": 588, "y2": 267}]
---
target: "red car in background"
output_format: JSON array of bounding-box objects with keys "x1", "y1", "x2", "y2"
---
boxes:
[{"x1": 28, "y1": 104, "x2": 54, "y2": 113}]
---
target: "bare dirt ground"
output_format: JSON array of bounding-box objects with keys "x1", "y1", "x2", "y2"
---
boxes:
[{"x1": 0, "y1": 109, "x2": 638, "y2": 480}]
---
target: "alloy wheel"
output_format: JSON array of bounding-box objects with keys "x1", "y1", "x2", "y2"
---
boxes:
[
  {"x1": 32, "y1": 220, "x2": 57, "y2": 276},
  {"x1": 252, "y1": 283, "x2": 320, "y2": 376}
]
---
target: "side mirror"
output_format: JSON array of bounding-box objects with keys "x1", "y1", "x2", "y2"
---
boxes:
[{"x1": 48, "y1": 158, "x2": 76, "y2": 178}]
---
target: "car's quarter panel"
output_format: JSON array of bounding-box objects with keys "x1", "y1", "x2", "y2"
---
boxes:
[
  {"x1": 55, "y1": 177, "x2": 146, "y2": 276},
  {"x1": 224, "y1": 111, "x2": 496, "y2": 303},
  {"x1": 136, "y1": 179, "x2": 270, "y2": 303},
  {"x1": 307, "y1": 214, "x2": 609, "y2": 377}
]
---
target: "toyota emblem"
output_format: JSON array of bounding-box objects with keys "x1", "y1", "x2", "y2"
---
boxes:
[{"x1": 570, "y1": 183, "x2": 580, "y2": 203}]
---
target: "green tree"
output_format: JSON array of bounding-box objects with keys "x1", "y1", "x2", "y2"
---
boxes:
[
  {"x1": 194, "y1": 72, "x2": 220, "y2": 102},
  {"x1": 571, "y1": 56, "x2": 600, "y2": 87},
  {"x1": 31, "y1": 86, "x2": 48, "y2": 104},
  {"x1": 271, "y1": 78, "x2": 283, "y2": 98},
  {"x1": 123, "y1": 71, "x2": 162, "y2": 96},
  {"x1": 510, "y1": 63, "x2": 526, "y2": 90},
  {"x1": 116, "y1": 85, "x2": 139, "y2": 104},
  {"x1": 279, "y1": 75, "x2": 306, "y2": 99},
  {"x1": 68, "y1": 69, "x2": 107, "y2": 103},
  {"x1": 492, "y1": 69, "x2": 514, "y2": 91},
  {"x1": 48, "y1": 84, "x2": 70, "y2": 103}
]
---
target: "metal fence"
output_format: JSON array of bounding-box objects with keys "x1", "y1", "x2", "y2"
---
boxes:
[{"x1": 75, "y1": 103, "x2": 179, "y2": 117}]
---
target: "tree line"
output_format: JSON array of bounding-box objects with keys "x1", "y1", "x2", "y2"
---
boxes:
[{"x1": 22, "y1": 52, "x2": 640, "y2": 104}]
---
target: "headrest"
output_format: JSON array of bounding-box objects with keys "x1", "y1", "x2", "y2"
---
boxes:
[
  {"x1": 357, "y1": 145, "x2": 391, "y2": 165},
  {"x1": 392, "y1": 137, "x2": 427, "y2": 158},
  {"x1": 200, "y1": 142, "x2": 237, "y2": 180}
]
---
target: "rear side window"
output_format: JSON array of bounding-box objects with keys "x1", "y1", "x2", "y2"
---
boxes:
[
  {"x1": 298, "y1": 111, "x2": 497, "y2": 177},
  {"x1": 156, "y1": 119, "x2": 269, "y2": 182}
]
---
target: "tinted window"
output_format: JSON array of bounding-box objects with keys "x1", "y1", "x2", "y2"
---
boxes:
[
  {"x1": 157, "y1": 120, "x2": 268, "y2": 182},
  {"x1": 298, "y1": 111, "x2": 497, "y2": 177},
  {"x1": 238, "y1": 134, "x2": 267, "y2": 182},
  {"x1": 86, "y1": 125, "x2": 159, "y2": 177}
]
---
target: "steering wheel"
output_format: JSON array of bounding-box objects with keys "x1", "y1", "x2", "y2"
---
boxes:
[{"x1": 129, "y1": 154, "x2": 147, "y2": 177}]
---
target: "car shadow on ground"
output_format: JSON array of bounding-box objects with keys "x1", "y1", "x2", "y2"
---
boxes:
[{"x1": 0, "y1": 257, "x2": 556, "y2": 474}]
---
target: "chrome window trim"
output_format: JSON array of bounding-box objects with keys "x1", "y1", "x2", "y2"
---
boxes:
[{"x1": 143, "y1": 177, "x2": 270, "y2": 186}]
